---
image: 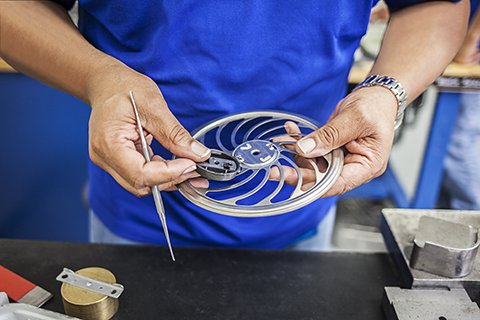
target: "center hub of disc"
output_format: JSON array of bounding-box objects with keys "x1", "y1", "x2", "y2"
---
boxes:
[{"x1": 233, "y1": 140, "x2": 279, "y2": 168}]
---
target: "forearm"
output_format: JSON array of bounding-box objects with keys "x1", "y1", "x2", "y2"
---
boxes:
[
  {"x1": 370, "y1": 0, "x2": 469, "y2": 103},
  {"x1": 0, "y1": 1, "x2": 127, "y2": 105}
]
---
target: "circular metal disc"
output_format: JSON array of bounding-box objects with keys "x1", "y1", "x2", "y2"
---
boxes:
[{"x1": 177, "y1": 110, "x2": 344, "y2": 217}]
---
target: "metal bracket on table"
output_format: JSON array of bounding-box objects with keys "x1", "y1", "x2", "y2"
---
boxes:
[
  {"x1": 56, "y1": 268, "x2": 124, "y2": 299},
  {"x1": 379, "y1": 209, "x2": 480, "y2": 305},
  {"x1": 410, "y1": 216, "x2": 480, "y2": 278},
  {"x1": 382, "y1": 287, "x2": 480, "y2": 320}
]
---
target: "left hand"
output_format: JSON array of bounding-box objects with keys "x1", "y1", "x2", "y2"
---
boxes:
[{"x1": 270, "y1": 86, "x2": 398, "y2": 197}]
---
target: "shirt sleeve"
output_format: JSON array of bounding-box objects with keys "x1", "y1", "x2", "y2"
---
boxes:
[
  {"x1": 385, "y1": 0, "x2": 461, "y2": 10},
  {"x1": 49, "y1": 0, "x2": 76, "y2": 11}
]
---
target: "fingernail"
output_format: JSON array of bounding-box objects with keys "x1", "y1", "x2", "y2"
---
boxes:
[
  {"x1": 182, "y1": 165, "x2": 197, "y2": 175},
  {"x1": 284, "y1": 124, "x2": 292, "y2": 134},
  {"x1": 270, "y1": 175, "x2": 280, "y2": 181},
  {"x1": 191, "y1": 141, "x2": 211, "y2": 158},
  {"x1": 297, "y1": 138, "x2": 316, "y2": 154}
]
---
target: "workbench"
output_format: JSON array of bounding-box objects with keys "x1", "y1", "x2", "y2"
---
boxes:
[
  {"x1": 0, "y1": 239, "x2": 397, "y2": 319},
  {"x1": 0, "y1": 58, "x2": 14, "y2": 73}
]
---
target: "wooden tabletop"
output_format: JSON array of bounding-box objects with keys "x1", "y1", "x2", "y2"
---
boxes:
[
  {"x1": 348, "y1": 60, "x2": 480, "y2": 84},
  {"x1": 0, "y1": 58, "x2": 15, "y2": 72}
]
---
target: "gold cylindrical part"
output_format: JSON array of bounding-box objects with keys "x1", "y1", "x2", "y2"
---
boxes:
[{"x1": 60, "y1": 267, "x2": 119, "y2": 320}]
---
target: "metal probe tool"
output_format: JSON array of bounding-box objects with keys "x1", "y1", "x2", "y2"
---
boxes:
[{"x1": 129, "y1": 90, "x2": 175, "y2": 261}]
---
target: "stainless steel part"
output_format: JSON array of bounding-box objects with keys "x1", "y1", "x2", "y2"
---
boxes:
[
  {"x1": 382, "y1": 287, "x2": 480, "y2": 320},
  {"x1": 196, "y1": 149, "x2": 240, "y2": 181},
  {"x1": 177, "y1": 111, "x2": 344, "y2": 217},
  {"x1": 56, "y1": 268, "x2": 124, "y2": 299},
  {"x1": 0, "y1": 303, "x2": 81, "y2": 320},
  {"x1": 17, "y1": 286, "x2": 53, "y2": 308},
  {"x1": 410, "y1": 216, "x2": 480, "y2": 278},
  {"x1": 130, "y1": 91, "x2": 175, "y2": 261},
  {"x1": 380, "y1": 209, "x2": 480, "y2": 304},
  {"x1": 0, "y1": 292, "x2": 8, "y2": 307}
]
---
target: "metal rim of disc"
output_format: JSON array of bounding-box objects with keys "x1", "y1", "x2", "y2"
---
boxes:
[{"x1": 177, "y1": 110, "x2": 344, "y2": 217}]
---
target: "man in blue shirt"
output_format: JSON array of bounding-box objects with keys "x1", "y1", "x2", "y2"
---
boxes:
[{"x1": 0, "y1": 1, "x2": 468, "y2": 248}]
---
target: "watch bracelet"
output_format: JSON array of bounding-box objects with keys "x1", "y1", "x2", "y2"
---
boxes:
[{"x1": 353, "y1": 75, "x2": 407, "y2": 130}]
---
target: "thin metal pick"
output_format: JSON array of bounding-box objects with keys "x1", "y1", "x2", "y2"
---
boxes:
[{"x1": 129, "y1": 90, "x2": 175, "y2": 261}]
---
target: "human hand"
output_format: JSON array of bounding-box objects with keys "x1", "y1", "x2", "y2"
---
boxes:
[
  {"x1": 270, "y1": 86, "x2": 398, "y2": 197},
  {"x1": 87, "y1": 64, "x2": 210, "y2": 197}
]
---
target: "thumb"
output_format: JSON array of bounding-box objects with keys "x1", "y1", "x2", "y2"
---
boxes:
[
  {"x1": 296, "y1": 113, "x2": 362, "y2": 157},
  {"x1": 147, "y1": 110, "x2": 211, "y2": 162}
]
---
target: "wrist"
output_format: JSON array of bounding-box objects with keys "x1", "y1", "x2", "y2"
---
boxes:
[
  {"x1": 85, "y1": 57, "x2": 140, "y2": 107},
  {"x1": 353, "y1": 75, "x2": 407, "y2": 130}
]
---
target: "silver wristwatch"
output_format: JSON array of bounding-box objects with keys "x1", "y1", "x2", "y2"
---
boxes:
[{"x1": 353, "y1": 75, "x2": 407, "y2": 130}]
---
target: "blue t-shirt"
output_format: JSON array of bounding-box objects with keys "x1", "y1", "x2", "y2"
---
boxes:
[
  {"x1": 471, "y1": 0, "x2": 480, "y2": 21},
  {"x1": 54, "y1": 0, "x2": 459, "y2": 248}
]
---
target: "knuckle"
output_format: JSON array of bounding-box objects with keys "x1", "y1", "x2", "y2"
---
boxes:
[
  {"x1": 335, "y1": 176, "x2": 350, "y2": 195},
  {"x1": 168, "y1": 125, "x2": 190, "y2": 145},
  {"x1": 319, "y1": 124, "x2": 341, "y2": 147},
  {"x1": 89, "y1": 136, "x2": 103, "y2": 155},
  {"x1": 88, "y1": 149, "x2": 101, "y2": 166},
  {"x1": 161, "y1": 172, "x2": 178, "y2": 185},
  {"x1": 375, "y1": 163, "x2": 388, "y2": 178},
  {"x1": 130, "y1": 174, "x2": 148, "y2": 190},
  {"x1": 132, "y1": 162, "x2": 180, "y2": 191},
  {"x1": 164, "y1": 162, "x2": 184, "y2": 182},
  {"x1": 343, "y1": 180, "x2": 359, "y2": 194},
  {"x1": 132, "y1": 188, "x2": 151, "y2": 198}
]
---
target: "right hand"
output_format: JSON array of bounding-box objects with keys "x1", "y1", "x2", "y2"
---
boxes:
[
  {"x1": 87, "y1": 63, "x2": 211, "y2": 197},
  {"x1": 269, "y1": 85, "x2": 397, "y2": 197}
]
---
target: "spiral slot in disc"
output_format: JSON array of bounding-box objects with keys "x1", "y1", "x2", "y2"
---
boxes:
[{"x1": 177, "y1": 111, "x2": 343, "y2": 217}]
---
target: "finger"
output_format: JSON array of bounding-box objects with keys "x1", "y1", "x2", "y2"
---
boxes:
[
  {"x1": 134, "y1": 132, "x2": 155, "y2": 156},
  {"x1": 296, "y1": 116, "x2": 362, "y2": 158},
  {"x1": 284, "y1": 121, "x2": 302, "y2": 135},
  {"x1": 269, "y1": 164, "x2": 317, "y2": 187},
  {"x1": 271, "y1": 121, "x2": 303, "y2": 151},
  {"x1": 137, "y1": 95, "x2": 211, "y2": 162},
  {"x1": 136, "y1": 157, "x2": 198, "y2": 189},
  {"x1": 95, "y1": 157, "x2": 199, "y2": 197},
  {"x1": 164, "y1": 177, "x2": 209, "y2": 191},
  {"x1": 89, "y1": 149, "x2": 152, "y2": 197},
  {"x1": 295, "y1": 89, "x2": 396, "y2": 158},
  {"x1": 320, "y1": 151, "x2": 387, "y2": 198},
  {"x1": 136, "y1": 165, "x2": 202, "y2": 193},
  {"x1": 185, "y1": 177, "x2": 209, "y2": 188},
  {"x1": 321, "y1": 164, "x2": 366, "y2": 198},
  {"x1": 90, "y1": 138, "x2": 198, "y2": 196}
]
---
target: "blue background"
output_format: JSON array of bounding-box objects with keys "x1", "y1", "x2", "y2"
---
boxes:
[{"x1": 0, "y1": 73, "x2": 90, "y2": 242}]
